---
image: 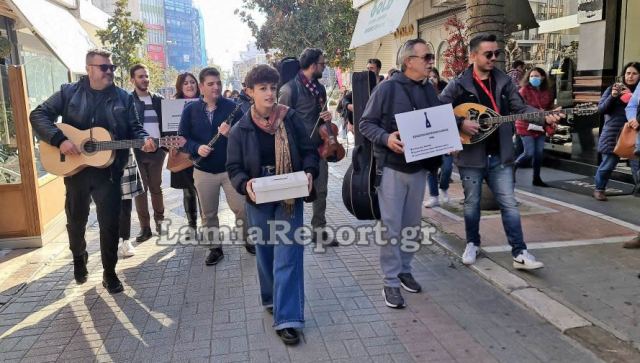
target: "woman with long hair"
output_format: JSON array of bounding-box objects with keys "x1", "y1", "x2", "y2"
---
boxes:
[
  {"x1": 171, "y1": 72, "x2": 201, "y2": 231},
  {"x1": 514, "y1": 67, "x2": 556, "y2": 187},
  {"x1": 593, "y1": 62, "x2": 640, "y2": 202},
  {"x1": 226, "y1": 64, "x2": 318, "y2": 345}
]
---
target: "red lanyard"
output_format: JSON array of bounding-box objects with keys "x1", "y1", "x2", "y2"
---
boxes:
[{"x1": 473, "y1": 70, "x2": 500, "y2": 114}]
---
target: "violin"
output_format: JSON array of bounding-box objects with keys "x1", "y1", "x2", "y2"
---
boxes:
[
  {"x1": 313, "y1": 81, "x2": 346, "y2": 162},
  {"x1": 318, "y1": 119, "x2": 345, "y2": 162}
]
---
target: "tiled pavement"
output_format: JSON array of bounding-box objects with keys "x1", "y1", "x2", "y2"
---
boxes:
[{"x1": 0, "y1": 159, "x2": 601, "y2": 362}]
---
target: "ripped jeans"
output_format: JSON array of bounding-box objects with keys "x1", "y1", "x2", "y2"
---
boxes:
[{"x1": 458, "y1": 155, "x2": 527, "y2": 257}]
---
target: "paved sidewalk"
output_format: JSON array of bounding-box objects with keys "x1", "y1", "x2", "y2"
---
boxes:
[
  {"x1": 0, "y1": 161, "x2": 599, "y2": 362},
  {"x1": 423, "y1": 165, "x2": 640, "y2": 356}
]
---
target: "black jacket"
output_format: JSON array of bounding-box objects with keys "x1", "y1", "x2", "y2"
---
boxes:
[
  {"x1": 29, "y1": 76, "x2": 148, "y2": 175},
  {"x1": 359, "y1": 72, "x2": 442, "y2": 173},
  {"x1": 226, "y1": 107, "x2": 320, "y2": 205},
  {"x1": 132, "y1": 91, "x2": 164, "y2": 134},
  {"x1": 278, "y1": 75, "x2": 326, "y2": 147},
  {"x1": 439, "y1": 66, "x2": 538, "y2": 167}
]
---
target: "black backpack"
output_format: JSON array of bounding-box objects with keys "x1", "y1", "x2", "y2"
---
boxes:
[{"x1": 277, "y1": 57, "x2": 301, "y2": 105}]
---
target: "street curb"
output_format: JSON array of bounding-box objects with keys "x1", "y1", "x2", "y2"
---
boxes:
[{"x1": 427, "y1": 227, "x2": 592, "y2": 332}]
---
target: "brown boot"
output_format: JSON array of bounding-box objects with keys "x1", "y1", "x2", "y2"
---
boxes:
[
  {"x1": 593, "y1": 190, "x2": 607, "y2": 201},
  {"x1": 623, "y1": 235, "x2": 640, "y2": 249}
]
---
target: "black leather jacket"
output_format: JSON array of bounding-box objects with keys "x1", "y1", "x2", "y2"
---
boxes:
[{"x1": 29, "y1": 76, "x2": 148, "y2": 175}]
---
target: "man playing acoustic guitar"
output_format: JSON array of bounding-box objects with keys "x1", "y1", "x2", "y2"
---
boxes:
[
  {"x1": 439, "y1": 34, "x2": 562, "y2": 270},
  {"x1": 30, "y1": 49, "x2": 157, "y2": 294}
]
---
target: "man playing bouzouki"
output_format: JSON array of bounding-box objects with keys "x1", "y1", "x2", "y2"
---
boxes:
[
  {"x1": 439, "y1": 34, "x2": 563, "y2": 270},
  {"x1": 30, "y1": 49, "x2": 157, "y2": 294}
]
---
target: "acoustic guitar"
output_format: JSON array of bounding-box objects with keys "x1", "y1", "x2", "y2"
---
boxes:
[
  {"x1": 453, "y1": 102, "x2": 598, "y2": 145},
  {"x1": 39, "y1": 123, "x2": 184, "y2": 176}
]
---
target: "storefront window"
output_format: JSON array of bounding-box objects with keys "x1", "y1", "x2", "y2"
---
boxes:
[
  {"x1": 22, "y1": 49, "x2": 68, "y2": 179},
  {"x1": 0, "y1": 64, "x2": 19, "y2": 184}
]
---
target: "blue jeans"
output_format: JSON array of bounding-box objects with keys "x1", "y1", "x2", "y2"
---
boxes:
[
  {"x1": 458, "y1": 156, "x2": 527, "y2": 257},
  {"x1": 246, "y1": 196, "x2": 305, "y2": 330},
  {"x1": 594, "y1": 153, "x2": 640, "y2": 191},
  {"x1": 428, "y1": 154, "x2": 453, "y2": 197},
  {"x1": 515, "y1": 135, "x2": 545, "y2": 179}
]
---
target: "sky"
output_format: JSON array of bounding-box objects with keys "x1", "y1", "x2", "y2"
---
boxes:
[{"x1": 192, "y1": 0, "x2": 265, "y2": 72}]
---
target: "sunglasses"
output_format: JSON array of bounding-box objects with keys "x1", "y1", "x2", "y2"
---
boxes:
[
  {"x1": 482, "y1": 50, "x2": 503, "y2": 59},
  {"x1": 409, "y1": 53, "x2": 435, "y2": 62},
  {"x1": 88, "y1": 64, "x2": 117, "y2": 73}
]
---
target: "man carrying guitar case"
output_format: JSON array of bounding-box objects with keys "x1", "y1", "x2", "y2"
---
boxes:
[{"x1": 359, "y1": 39, "x2": 442, "y2": 309}]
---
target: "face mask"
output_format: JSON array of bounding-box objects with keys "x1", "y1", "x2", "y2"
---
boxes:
[{"x1": 529, "y1": 77, "x2": 542, "y2": 87}]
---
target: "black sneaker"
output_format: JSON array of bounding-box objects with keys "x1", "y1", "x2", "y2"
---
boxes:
[
  {"x1": 276, "y1": 328, "x2": 300, "y2": 345},
  {"x1": 245, "y1": 243, "x2": 256, "y2": 255},
  {"x1": 205, "y1": 248, "x2": 224, "y2": 266},
  {"x1": 102, "y1": 272, "x2": 124, "y2": 294},
  {"x1": 73, "y1": 251, "x2": 88, "y2": 284},
  {"x1": 313, "y1": 230, "x2": 339, "y2": 247},
  {"x1": 382, "y1": 286, "x2": 405, "y2": 309},
  {"x1": 136, "y1": 227, "x2": 153, "y2": 243},
  {"x1": 398, "y1": 273, "x2": 422, "y2": 293}
]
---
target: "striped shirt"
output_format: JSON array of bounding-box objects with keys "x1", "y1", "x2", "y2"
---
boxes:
[{"x1": 140, "y1": 95, "x2": 160, "y2": 138}]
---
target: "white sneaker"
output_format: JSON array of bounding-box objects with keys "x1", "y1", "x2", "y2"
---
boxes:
[
  {"x1": 462, "y1": 243, "x2": 479, "y2": 265},
  {"x1": 439, "y1": 189, "x2": 450, "y2": 204},
  {"x1": 513, "y1": 250, "x2": 544, "y2": 270},
  {"x1": 423, "y1": 196, "x2": 439, "y2": 208},
  {"x1": 118, "y1": 239, "x2": 136, "y2": 257}
]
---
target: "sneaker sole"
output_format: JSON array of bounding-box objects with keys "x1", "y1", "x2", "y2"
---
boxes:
[
  {"x1": 205, "y1": 255, "x2": 224, "y2": 266},
  {"x1": 400, "y1": 282, "x2": 421, "y2": 293},
  {"x1": 512, "y1": 262, "x2": 544, "y2": 270},
  {"x1": 382, "y1": 290, "x2": 406, "y2": 309}
]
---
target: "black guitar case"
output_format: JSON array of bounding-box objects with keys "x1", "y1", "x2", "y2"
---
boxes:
[{"x1": 341, "y1": 71, "x2": 380, "y2": 220}]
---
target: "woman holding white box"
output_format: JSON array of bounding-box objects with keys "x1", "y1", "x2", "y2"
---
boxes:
[{"x1": 226, "y1": 64, "x2": 319, "y2": 345}]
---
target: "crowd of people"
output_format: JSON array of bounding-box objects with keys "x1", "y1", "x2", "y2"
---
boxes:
[{"x1": 27, "y1": 32, "x2": 640, "y2": 346}]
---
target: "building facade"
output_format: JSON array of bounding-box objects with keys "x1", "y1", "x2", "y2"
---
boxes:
[
  {"x1": 164, "y1": 0, "x2": 195, "y2": 71},
  {"x1": 350, "y1": 0, "x2": 640, "y2": 182}
]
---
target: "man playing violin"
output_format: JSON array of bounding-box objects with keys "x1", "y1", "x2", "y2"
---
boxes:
[
  {"x1": 279, "y1": 48, "x2": 338, "y2": 246},
  {"x1": 439, "y1": 33, "x2": 562, "y2": 270},
  {"x1": 179, "y1": 67, "x2": 253, "y2": 265}
]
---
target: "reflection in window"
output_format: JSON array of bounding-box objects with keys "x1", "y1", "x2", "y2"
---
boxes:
[
  {"x1": 0, "y1": 65, "x2": 19, "y2": 184},
  {"x1": 22, "y1": 49, "x2": 68, "y2": 178}
]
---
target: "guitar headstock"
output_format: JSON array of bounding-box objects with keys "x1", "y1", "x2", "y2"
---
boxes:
[
  {"x1": 573, "y1": 103, "x2": 598, "y2": 116},
  {"x1": 160, "y1": 135, "x2": 186, "y2": 149}
]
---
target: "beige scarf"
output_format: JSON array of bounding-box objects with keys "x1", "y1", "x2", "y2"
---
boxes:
[{"x1": 251, "y1": 104, "x2": 295, "y2": 215}]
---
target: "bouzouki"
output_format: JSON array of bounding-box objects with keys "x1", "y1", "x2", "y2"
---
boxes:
[
  {"x1": 341, "y1": 70, "x2": 380, "y2": 220},
  {"x1": 453, "y1": 102, "x2": 598, "y2": 144},
  {"x1": 39, "y1": 123, "x2": 184, "y2": 176},
  {"x1": 192, "y1": 103, "x2": 243, "y2": 168}
]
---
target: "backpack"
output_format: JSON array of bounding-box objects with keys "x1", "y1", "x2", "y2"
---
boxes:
[{"x1": 277, "y1": 57, "x2": 301, "y2": 105}]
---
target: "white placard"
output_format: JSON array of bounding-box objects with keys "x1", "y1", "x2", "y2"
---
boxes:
[
  {"x1": 394, "y1": 104, "x2": 462, "y2": 163},
  {"x1": 161, "y1": 98, "x2": 198, "y2": 133}
]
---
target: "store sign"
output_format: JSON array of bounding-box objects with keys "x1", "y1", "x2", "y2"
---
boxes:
[
  {"x1": 349, "y1": 0, "x2": 411, "y2": 49},
  {"x1": 146, "y1": 23, "x2": 165, "y2": 31},
  {"x1": 577, "y1": 0, "x2": 604, "y2": 23}
]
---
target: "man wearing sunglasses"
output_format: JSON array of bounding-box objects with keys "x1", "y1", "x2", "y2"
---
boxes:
[
  {"x1": 439, "y1": 33, "x2": 562, "y2": 270},
  {"x1": 30, "y1": 49, "x2": 156, "y2": 294},
  {"x1": 360, "y1": 38, "x2": 442, "y2": 309}
]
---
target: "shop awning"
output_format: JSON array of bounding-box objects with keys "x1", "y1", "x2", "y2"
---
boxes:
[
  {"x1": 349, "y1": 0, "x2": 411, "y2": 49},
  {"x1": 504, "y1": 0, "x2": 539, "y2": 33},
  {"x1": 10, "y1": 0, "x2": 97, "y2": 74}
]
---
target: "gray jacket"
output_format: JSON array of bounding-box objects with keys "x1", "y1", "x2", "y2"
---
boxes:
[
  {"x1": 278, "y1": 76, "x2": 326, "y2": 146},
  {"x1": 438, "y1": 66, "x2": 539, "y2": 168}
]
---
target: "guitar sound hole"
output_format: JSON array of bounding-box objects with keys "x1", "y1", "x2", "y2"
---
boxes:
[
  {"x1": 478, "y1": 114, "x2": 493, "y2": 132},
  {"x1": 84, "y1": 140, "x2": 97, "y2": 153}
]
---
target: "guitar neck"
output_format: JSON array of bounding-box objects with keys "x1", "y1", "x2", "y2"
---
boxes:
[
  {"x1": 92, "y1": 138, "x2": 153, "y2": 151},
  {"x1": 492, "y1": 108, "x2": 574, "y2": 125}
]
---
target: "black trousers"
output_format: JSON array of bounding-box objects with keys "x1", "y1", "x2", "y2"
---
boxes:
[
  {"x1": 64, "y1": 168, "x2": 121, "y2": 274},
  {"x1": 183, "y1": 184, "x2": 199, "y2": 226},
  {"x1": 119, "y1": 199, "x2": 132, "y2": 241}
]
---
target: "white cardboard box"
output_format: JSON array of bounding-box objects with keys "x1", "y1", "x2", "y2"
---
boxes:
[{"x1": 252, "y1": 171, "x2": 309, "y2": 204}]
